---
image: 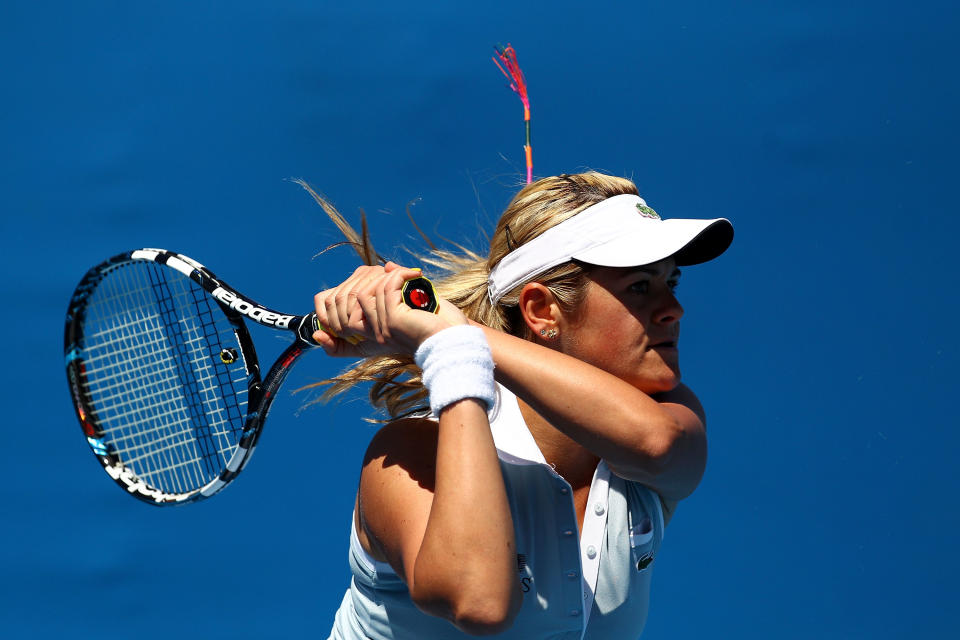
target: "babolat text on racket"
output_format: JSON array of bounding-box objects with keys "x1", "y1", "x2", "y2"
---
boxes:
[{"x1": 64, "y1": 249, "x2": 438, "y2": 506}]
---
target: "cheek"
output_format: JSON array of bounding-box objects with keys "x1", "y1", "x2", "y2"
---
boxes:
[
  {"x1": 562, "y1": 319, "x2": 680, "y2": 391},
  {"x1": 565, "y1": 317, "x2": 647, "y2": 366}
]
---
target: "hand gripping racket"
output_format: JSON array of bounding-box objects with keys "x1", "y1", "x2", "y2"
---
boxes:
[{"x1": 64, "y1": 249, "x2": 438, "y2": 506}]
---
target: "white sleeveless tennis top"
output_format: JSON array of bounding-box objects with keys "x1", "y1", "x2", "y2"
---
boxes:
[{"x1": 328, "y1": 384, "x2": 666, "y2": 640}]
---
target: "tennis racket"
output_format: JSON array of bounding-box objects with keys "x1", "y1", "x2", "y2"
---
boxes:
[{"x1": 64, "y1": 248, "x2": 438, "y2": 506}]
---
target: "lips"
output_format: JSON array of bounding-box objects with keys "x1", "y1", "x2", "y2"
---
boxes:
[{"x1": 649, "y1": 340, "x2": 678, "y2": 349}]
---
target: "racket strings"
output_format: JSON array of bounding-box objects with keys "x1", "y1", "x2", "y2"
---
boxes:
[
  {"x1": 78, "y1": 261, "x2": 250, "y2": 495},
  {"x1": 149, "y1": 266, "x2": 226, "y2": 479}
]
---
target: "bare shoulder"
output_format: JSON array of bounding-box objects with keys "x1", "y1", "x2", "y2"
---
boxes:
[
  {"x1": 357, "y1": 418, "x2": 440, "y2": 579},
  {"x1": 362, "y1": 417, "x2": 440, "y2": 490}
]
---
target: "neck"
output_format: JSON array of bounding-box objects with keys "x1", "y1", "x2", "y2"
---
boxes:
[{"x1": 517, "y1": 398, "x2": 599, "y2": 489}]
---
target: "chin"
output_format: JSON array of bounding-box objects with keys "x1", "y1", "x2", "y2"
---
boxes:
[
  {"x1": 631, "y1": 366, "x2": 681, "y2": 394},
  {"x1": 653, "y1": 374, "x2": 682, "y2": 393}
]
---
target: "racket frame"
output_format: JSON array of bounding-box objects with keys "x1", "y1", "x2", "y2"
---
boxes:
[
  {"x1": 64, "y1": 249, "x2": 318, "y2": 506},
  {"x1": 66, "y1": 248, "x2": 438, "y2": 506}
]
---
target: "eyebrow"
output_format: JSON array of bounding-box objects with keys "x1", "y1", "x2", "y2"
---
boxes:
[{"x1": 633, "y1": 266, "x2": 682, "y2": 278}]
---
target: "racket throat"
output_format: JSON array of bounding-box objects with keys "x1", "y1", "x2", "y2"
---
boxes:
[{"x1": 211, "y1": 287, "x2": 296, "y2": 329}]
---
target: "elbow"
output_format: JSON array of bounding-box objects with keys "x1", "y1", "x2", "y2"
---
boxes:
[
  {"x1": 411, "y1": 586, "x2": 521, "y2": 636},
  {"x1": 615, "y1": 417, "x2": 706, "y2": 500},
  {"x1": 450, "y1": 596, "x2": 520, "y2": 636},
  {"x1": 651, "y1": 417, "x2": 707, "y2": 500},
  {"x1": 640, "y1": 416, "x2": 685, "y2": 475}
]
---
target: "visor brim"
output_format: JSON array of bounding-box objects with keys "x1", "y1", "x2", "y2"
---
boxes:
[{"x1": 572, "y1": 218, "x2": 733, "y2": 268}]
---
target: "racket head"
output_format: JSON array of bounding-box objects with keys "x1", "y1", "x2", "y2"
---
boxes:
[{"x1": 64, "y1": 249, "x2": 263, "y2": 505}]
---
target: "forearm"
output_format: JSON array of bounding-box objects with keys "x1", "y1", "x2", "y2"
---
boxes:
[
  {"x1": 411, "y1": 399, "x2": 522, "y2": 633},
  {"x1": 479, "y1": 325, "x2": 705, "y2": 498}
]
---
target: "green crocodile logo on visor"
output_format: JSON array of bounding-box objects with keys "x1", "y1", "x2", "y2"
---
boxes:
[{"x1": 636, "y1": 204, "x2": 660, "y2": 219}]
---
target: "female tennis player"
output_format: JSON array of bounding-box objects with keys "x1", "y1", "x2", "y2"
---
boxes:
[{"x1": 311, "y1": 172, "x2": 733, "y2": 639}]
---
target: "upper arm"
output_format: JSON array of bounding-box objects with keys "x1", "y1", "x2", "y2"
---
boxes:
[
  {"x1": 356, "y1": 418, "x2": 440, "y2": 585},
  {"x1": 357, "y1": 406, "x2": 522, "y2": 634}
]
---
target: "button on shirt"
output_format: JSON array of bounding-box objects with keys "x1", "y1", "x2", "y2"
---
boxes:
[{"x1": 329, "y1": 384, "x2": 665, "y2": 640}]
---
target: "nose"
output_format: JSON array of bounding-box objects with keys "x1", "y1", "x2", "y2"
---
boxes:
[{"x1": 653, "y1": 289, "x2": 684, "y2": 326}]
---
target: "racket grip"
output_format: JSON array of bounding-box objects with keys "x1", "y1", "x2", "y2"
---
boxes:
[
  {"x1": 299, "y1": 276, "x2": 439, "y2": 345},
  {"x1": 400, "y1": 276, "x2": 439, "y2": 314},
  {"x1": 304, "y1": 315, "x2": 363, "y2": 345}
]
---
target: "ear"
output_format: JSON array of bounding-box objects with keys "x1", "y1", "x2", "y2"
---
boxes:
[{"x1": 518, "y1": 282, "x2": 562, "y2": 340}]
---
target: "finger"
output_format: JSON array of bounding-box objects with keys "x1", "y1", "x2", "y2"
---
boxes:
[
  {"x1": 375, "y1": 271, "x2": 391, "y2": 341},
  {"x1": 314, "y1": 290, "x2": 343, "y2": 339},
  {"x1": 323, "y1": 289, "x2": 345, "y2": 336},
  {"x1": 339, "y1": 266, "x2": 386, "y2": 337},
  {"x1": 355, "y1": 282, "x2": 384, "y2": 344},
  {"x1": 347, "y1": 270, "x2": 385, "y2": 341},
  {"x1": 327, "y1": 265, "x2": 375, "y2": 335},
  {"x1": 331, "y1": 267, "x2": 366, "y2": 333},
  {"x1": 376, "y1": 269, "x2": 415, "y2": 338},
  {"x1": 312, "y1": 329, "x2": 362, "y2": 358},
  {"x1": 312, "y1": 328, "x2": 336, "y2": 349},
  {"x1": 380, "y1": 265, "x2": 425, "y2": 307},
  {"x1": 384, "y1": 261, "x2": 425, "y2": 277}
]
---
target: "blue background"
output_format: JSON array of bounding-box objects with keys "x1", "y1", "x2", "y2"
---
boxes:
[{"x1": 2, "y1": 1, "x2": 958, "y2": 638}]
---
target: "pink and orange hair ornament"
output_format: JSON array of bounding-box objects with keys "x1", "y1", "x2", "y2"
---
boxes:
[{"x1": 492, "y1": 43, "x2": 532, "y2": 183}]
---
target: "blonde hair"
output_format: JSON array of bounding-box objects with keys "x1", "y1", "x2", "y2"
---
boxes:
[{"x1": 300, "y1": 172, "x2": 639, "y2": 419}]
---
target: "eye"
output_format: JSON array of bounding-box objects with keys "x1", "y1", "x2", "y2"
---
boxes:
[
  {"x1": 668, "y1": 279, "x2": 680, "y2": 293},
  {"x1": 629, "y1": 281, "x2": 649, "y2": 294}
]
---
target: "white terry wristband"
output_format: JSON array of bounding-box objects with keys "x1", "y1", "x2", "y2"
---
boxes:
[{"x1": 414, "y1": 325, "x2": 496, "y2": 416}]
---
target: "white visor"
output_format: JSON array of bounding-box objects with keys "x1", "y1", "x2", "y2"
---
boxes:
[{"x1": 487, "y1": 194, "x2": 733, "y2": 304}]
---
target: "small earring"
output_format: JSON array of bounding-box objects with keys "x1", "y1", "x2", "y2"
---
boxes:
[{"x1": 539, "y1": 328, "x2": 558, "y2": 339}]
